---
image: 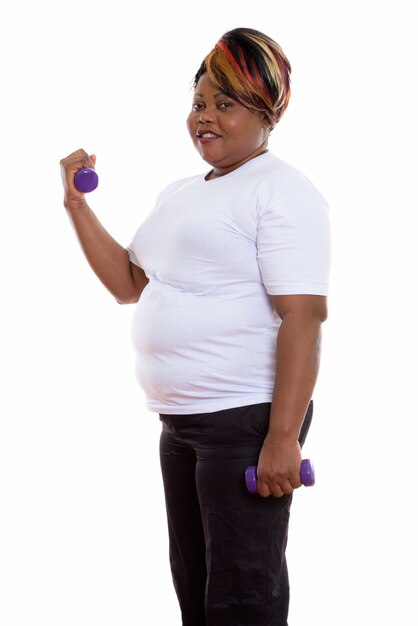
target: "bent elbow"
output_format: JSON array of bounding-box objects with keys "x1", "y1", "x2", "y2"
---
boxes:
[
  {"x1": 115, "y1": 281, "x2": 147, "y2": 305},
  {"x1": 116, "y1": 292, "x2": 140, "y2": 305}
]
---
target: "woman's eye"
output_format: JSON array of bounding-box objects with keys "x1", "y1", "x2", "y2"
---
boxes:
[
  {"x1": 192, "y1": 103, "x2": 204, "y2": 111},
  {"x1": 219, "y1": 102, "x2": 232, "y2": 109}
]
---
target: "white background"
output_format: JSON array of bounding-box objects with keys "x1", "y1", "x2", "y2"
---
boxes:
[{"x1": 1, "y1": 1, "x2": 417, "y2": 624}]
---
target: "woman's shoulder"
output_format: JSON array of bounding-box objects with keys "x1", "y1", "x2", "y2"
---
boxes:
[
  {"x1": 154, "y1": 172, "x2": 202, "y2": 206},
  {"x1": 157, "y1": 174, "x2": 198, "y2": 198},
  {"x1": 262, "y1": 152, "x2": 320, "y2": 191},
  {"x1": 259, "y1": 152, "x2": 328, "y2": 207}
]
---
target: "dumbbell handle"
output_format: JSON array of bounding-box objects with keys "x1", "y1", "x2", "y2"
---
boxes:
[
  {"x1": 245, "y1": 458, "x2": 315, "y2": 495},
  {"x1": 74, "y1": 168, "x2": 99, "y2": 193}
]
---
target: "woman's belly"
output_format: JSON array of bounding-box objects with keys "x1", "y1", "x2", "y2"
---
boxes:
[{"x1": 130, "y1": 277, "x2": 279, "y2": 409}]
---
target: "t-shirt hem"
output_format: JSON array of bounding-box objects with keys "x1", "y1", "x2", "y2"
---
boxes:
[
  {"x1": 127, "y1": 247, "x2": 142, "y2": 268},
  {"x1": 265, "y1": 284, "x2": 329, "y2": 296},
  {"x1": 147, "y1": 394, "x2": 274, "y2": 416}
]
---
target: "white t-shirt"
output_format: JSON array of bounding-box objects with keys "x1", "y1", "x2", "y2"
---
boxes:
[{"x1": 127, "y1": 151, "x2": 331, "y2": 415}]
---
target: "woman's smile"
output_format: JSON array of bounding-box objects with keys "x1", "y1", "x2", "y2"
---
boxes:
[{"x1": 196, "y1": 130, "x2": 221, "y2": 144}]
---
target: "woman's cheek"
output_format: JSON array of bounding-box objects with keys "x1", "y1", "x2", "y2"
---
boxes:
[{"x1": 186, "y1": 113, "x2": 196, "y2": 136}]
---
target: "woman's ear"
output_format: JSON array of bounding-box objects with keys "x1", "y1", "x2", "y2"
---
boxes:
[{"x1": 261, "y1": 112, "x2": 274, "y2": 131}]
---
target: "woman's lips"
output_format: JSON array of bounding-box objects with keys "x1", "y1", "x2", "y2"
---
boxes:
[{"x1": 196, "y1": 131, "x2": 221, "y2": 144}]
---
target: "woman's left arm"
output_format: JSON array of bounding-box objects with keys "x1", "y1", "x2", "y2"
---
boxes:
[{"x1": 256, "y1": 294, "x2": 328, "y2": 498}]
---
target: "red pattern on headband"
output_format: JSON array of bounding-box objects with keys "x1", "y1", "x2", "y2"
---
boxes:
[
  {"x1": 217, "y1": 40, "x2": 271, "y2": 105},
  {"x1": 250, "y1": 57, "x2": 272, "y2": 104},
  {"x1": 216, "y1": 40, "x2": 246, "y2": 78}
]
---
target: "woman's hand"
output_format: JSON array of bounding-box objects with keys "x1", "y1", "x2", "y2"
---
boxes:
[
  {"x1": 256, "y1": 435, "x2": 302, "y2": 497},
  {"x1": 60, "y1": 148, "x2": 96, "y2": 208}
]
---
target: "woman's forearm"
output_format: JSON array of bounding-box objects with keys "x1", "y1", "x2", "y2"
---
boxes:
[{"x1": 268, "y1": 313, "x2": 323, "y2": 442}]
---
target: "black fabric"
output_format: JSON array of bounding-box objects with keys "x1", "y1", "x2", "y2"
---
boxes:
[{"x1": 159, "y1": 401, "x2": 313, "y2": 626}]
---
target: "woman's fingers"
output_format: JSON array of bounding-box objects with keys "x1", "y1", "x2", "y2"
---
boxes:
[
  {"x1": 258, "y1": 477, "x2": 294, "y2": 498},
  {"x1": 60, "y1": 148, "x2": 96, "y2": 201}
]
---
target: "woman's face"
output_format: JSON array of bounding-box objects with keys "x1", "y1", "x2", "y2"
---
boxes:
[{"x1": 187, "y1": 73, "x2": 271, "y2": 178}]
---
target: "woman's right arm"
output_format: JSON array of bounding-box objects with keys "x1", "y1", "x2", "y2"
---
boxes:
[{"x1": 60, "y1": 149, "x2": 149, "y2": 304}]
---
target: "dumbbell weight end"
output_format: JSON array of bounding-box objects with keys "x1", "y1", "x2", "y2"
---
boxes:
[{"x1": 74, "y1": 168, "x2": 99, "y2": 193}]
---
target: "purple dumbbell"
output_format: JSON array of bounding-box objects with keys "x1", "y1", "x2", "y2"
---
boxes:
[
  {"x1": 245, "y1": 459, "x2": 315, "y2": 495},
  {"x1": 74, "y1": 168, "x2": 99, "y2": 193}
]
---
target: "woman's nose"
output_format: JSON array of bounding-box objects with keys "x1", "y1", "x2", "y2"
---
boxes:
[{"x1": 197, "y1": 109, "x2": 214, "y2": 124}]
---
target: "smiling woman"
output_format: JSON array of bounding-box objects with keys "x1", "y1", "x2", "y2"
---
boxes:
[
  {"x1": 187, "y1": 74, "x2": 271, "y2": 179},
  {"x1": 187, "y1": 28, "x2": 292, "y2": 179},
  {"x1": 60, "y1": 26, "x2": 331, "y2": 626}
]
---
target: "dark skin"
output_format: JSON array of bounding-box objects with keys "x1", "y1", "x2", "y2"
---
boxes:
[
  {"x1": 186, "y1": 73, "x2": 271, "y2": 179},
  {"x1": 60, "y1": 74, "x2": 327, "y2": 497}
]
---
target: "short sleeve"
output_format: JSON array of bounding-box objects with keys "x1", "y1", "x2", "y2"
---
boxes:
[
  {"x1": 256, "y1": 192, "x2": 331, "y2": 296},
  {"x1": 127, "y1": 239, "x2": 143, "y2": 268}
]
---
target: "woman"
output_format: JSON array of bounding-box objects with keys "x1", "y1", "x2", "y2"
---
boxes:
[{"x1": 60, "y1": 27, "x2": 330, "y2": 626}]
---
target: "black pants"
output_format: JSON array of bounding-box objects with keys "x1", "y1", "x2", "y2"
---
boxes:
[{"x1": 159, "y1": 401, "x2": 313, "y2": 626}]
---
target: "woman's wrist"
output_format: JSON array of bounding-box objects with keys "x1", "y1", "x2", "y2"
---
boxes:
[{"x1": 64, "y1": 195, "x2": 90, "y2": 213}]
